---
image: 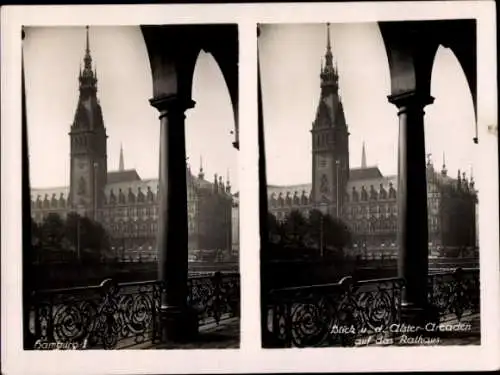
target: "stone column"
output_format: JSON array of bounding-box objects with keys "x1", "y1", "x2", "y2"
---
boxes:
[
  {"x1": 257, "y1": 24, "x2": 273, "y2": 346},
  {"x1": 149, "y1": 95, "x2": 197, "y2": 342},
  {"x1": 22, "y1": 26, "x2": 35, "y2": 350},
  {"x1": 388, "y1": 91, "x2": 437, "y2": 325}
]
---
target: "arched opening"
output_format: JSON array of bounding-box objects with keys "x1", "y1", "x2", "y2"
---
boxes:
[
  {"x1": 186, "y1": 49, "x2": 238, "y2": 261},
  {"x1": 426, "y1": 45, "x2": 478, "y2": 250},
  {"x1": 426, "y1": 45, "x2": 477, "y2": 176}
]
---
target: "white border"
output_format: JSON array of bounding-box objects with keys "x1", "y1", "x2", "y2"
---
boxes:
[{"x1": 1, "y1": 2, "x2": 498, "y2": 374}]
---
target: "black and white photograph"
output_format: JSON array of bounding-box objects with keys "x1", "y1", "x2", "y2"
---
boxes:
[
  {"x1": 22, "y1": 24, "x2": 240, "y2": 350},
  {"x1": 1, "y1": 2, "x2": 498, "y2": 375},
  {"x1": 259, "y1": 21, "x2": 483, "y2": 348}
]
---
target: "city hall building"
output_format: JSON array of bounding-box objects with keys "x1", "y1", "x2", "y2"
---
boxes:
[
  {"x1": 30, "y1": 27, "x2": 237, "y2": 261},
  {"x1": 267, "y1": 24, "x2": 478, "y2": 253}
]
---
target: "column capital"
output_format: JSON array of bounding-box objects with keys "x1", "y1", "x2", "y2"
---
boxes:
[
  {"x1": 149, "y1": 94, "x2": 195, "y2": 118},
  {"x1": 388, "y1": 91, "x2": 434, "y2": 112}
]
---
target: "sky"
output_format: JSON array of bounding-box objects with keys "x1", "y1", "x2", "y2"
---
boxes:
[
  {"x1": 259, "y1": 23, "x2": 478, "y2": 186},
  {"x1": 24, "y1": 26, "x2": 238, "y2": 191}
]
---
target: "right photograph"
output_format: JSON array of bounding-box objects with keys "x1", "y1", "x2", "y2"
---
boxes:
[{"x1": 258, "y1": 22, "x2": 480, "y2": 348}]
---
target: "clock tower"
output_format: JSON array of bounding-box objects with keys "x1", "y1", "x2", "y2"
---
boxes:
[
  {"x1": 311, "y1": 23, "x2": 349, "y2": 217},
  {"x1": 69, "y1": 26, "x2": 108, "y2": 219}
]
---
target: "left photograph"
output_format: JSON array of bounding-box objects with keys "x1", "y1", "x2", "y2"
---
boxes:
[{"x1": 23, "y1": 25, "x2": 240, "y2": 350}]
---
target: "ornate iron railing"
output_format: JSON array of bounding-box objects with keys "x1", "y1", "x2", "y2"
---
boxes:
[
  {"x1": 428, "y1": 268, "x2": 480, "y2": 321},
  {"x1": 29, "y1": 272, "x2": 240, "y2": 350},
  {"x1": 265, "y1": 268, "x2": 480, "y2": 348},
  {"x1": 265, "y1": 276, "x2": 405, "y2": 348},
  {"x1": 188, "y1": 272, "x2": 240, "y2": 325}
]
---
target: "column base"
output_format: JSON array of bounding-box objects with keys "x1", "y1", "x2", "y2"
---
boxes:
[
  {"x1": 400, "y1": 303, "x2": 440, "y2": 337},
  {"x1": 159, "y1": 306, "x2": 199, "y2": 343}
]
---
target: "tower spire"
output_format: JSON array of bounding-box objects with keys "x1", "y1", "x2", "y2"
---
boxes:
[
  {"x1": 361, "y1": 141, "x2": 367, "y2": 169},
  {"x1": 78, "y1": 26, "x2": 97, "y2": 94},
  {"x1": 324, "y1": 23, "x2": 334, "y2": 71},
  {"x1": 119, "y1": 143, "x2": 124, "y2": 171},
  {"x1": 326, "y1": 22, "x2": 332, "y2": 52},
  {"x1": 320, "y1": 22, "x2": 339, "y2": 90},
  {"x1": 226, "y1": 168, "x2": 231, "y2": 193},
  {"x1": 86, "y1": 25, "x2": 90, "y2": 54},
  {"x1": 441, "y1": 152, "x2": 448, "y2": 176},
  {"x1": 84, "y1": 25, "x2": 92, "y2": 70},
  {"x1": 198, "y1": 155, "x2": 205, "y2": 180}
]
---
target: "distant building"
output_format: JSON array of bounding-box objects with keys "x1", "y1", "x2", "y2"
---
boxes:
[
  {"x1": 267, "y1": 23, "x2": 477, "y2": 253},
  {"x1": 232, "y1": 192, "x2": 240, "y2": 255},
  {"x1": 30, "y1": 27, "x2": 237, "y2": 261}
]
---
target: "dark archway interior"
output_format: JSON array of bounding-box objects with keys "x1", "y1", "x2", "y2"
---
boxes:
[
  {"x1": 141, "y1": 24, "x2": 239, "y2": 148},
  {"x1": 379, "y1": 19, "x2": 477, "y2": 133}
]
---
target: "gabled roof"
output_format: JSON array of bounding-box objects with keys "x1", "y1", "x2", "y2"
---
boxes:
[
  {"x1": 107, "y1": 169, "x2": 141, "y2": 184},
  {"x1": 349, "y1": 167, "x2": 383, "y2": 181}
]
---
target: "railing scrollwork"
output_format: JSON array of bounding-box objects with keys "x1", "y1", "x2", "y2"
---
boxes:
[
  {"x1": 265, "y1": 268, "x2": 479, "y2": 348},
  {"x1": 30, "y1": 272, "x2": 239, "y2": 350},
  {"x1": 266, "y1": 276, "x2": 404, "y2": 347}
]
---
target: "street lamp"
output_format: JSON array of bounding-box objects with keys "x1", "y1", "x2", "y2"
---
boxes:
[
  {"x1": 134, "y1": 218, "x2": 139, "y2": 262},
  {"x1": 318, "y1": 202, "x2": 328, "y2": 258},
  {"x1": 93, "y1": 162, "x2": 98, "y2": 221},
  {"x1": 320, "y1": 214, "x2": 324, "y2": 258},
  {"x1": 76, "y1": 216, "x2": 81, "y2": 261},
  {"x1": 335, "y1": 159, "x2": 341, "y2": 218}
]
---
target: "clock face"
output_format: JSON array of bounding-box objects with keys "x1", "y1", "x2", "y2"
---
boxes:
[{"x1": 77, "y1": 159, "x2": 89, "y2": 172}]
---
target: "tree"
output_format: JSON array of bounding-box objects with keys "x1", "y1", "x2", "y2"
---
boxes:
[
  {"x1": 305, "y1": 209, "x2": 324, "y2": 249},
  {"x1": 282, "y1": 210, "x2": 308, "y2": 248},
  {"x1": 31, "y1": 218, "x2": 41, "y2": 249},
  {"x1": 323, "y1": 215, "x2": 352, "y2": 256},
  {"x1": 267, "y1": 212, "x2": 282, "y2": 244},
  {"x1": 65, "y1": 212, "x2": 111, "y2": 261},
  {"x1": 40, "y1": 213, "x2": 66, "y2": 251}
]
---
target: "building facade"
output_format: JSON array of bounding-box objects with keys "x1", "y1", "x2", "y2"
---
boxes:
[
  {"x1": 231, "y1": 192, "x2": 240, "y2": 256},
  {"x1": 267, "y1": 23, "x2": 478, "y2": 254},
  {"x1": 30, "y1": 27, "x2": 237, "y2": 261}
]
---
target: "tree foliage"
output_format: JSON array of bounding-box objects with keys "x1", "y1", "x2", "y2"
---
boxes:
[
  {"x1": 267, "y1": 209, "x2": 353, "y2": 258},
  {"x1": 31, "y1": 212, "x2": 111, "y2": 263}
]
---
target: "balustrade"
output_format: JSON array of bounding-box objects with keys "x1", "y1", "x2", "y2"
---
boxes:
[
  {"x1": 265, "y1": 268, "x2": 479, "y2": 348},
  {"x1": 29, "y1": 272, "x2": 240, "y2": 349}
]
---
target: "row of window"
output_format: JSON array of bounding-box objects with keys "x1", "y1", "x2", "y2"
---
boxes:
[
  {"x1": 99, "y1": 206, "x2": 158, "y2": 218},
  {"x1": 345, "y1": 204, "x2": 397, "y2": 215},
  {"x1": 98, "y1": 203, "x2": 198, "y2": 219},
  {"x1": 106, "y1": 221, "x2": 198, "y2": 235},
  {"x1": 107, "y1": 222, "x2": 159, "y2": 234},
  {"x1": 350, "y1": 220, "x2": 397, "y2": 233}
]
